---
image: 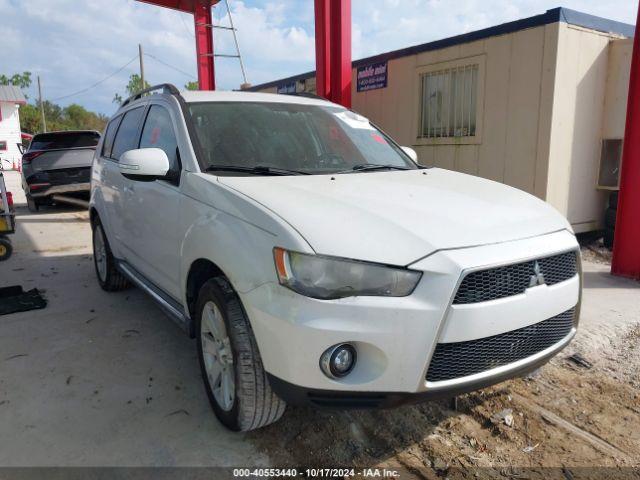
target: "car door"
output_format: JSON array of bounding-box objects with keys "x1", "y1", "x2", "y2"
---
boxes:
[
  {"x1": 120, "y1": 103, "x2": 183, "y2": 300},
  {"x1": 101, "y1": 106, "x2": 146, "y2": 260}
]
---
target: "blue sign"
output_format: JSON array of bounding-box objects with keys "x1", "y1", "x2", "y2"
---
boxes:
[
  {"x1": 357, "y1": 61, "x2": 388, "y2": 92},
  {"x1": 277, "y1": 82, "x2": 296, "y2": 94}
]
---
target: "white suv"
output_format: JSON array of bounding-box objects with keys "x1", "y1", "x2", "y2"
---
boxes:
[{"x1": 90, "y1": 84, "x2": 581, "y2": 431}]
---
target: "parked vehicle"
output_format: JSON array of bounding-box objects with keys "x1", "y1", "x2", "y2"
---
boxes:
[
  {"x1": 90, "y1": 84, "x2": 582, "y2": 431},
  {"x1": 22, "y1": 130, "x2": 100, "y2": 212}
]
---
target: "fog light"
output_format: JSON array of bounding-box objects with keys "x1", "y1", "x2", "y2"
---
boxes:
[{"x1": 320, "y1": 344, "x2": 357, "y2": 379}]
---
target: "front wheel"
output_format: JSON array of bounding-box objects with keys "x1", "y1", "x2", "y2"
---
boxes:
[{"x1": 196, "y1": 278, "x2": 286, "y2": 431}]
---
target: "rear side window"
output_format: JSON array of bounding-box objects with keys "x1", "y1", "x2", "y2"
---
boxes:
[
  {"x1": 29, "y1": 132, "x2": 100, "y2": 151},
  {"x1": 111, "y1": 107, "x2": 145, "y2": 161},
  {"x1": 102, "y1": 116, "x2": 122, "y2": 159},
  {"x1": 139, "y1": 105, "x2": 179, "y2": 172}
]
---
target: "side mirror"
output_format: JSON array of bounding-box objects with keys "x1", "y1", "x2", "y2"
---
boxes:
[
  {"x1": 17, "y1": 144, "x2": 25, "y2": 155},
  {"x1": 119, "y1": 148, "x2": 169, "y2": 181},
  {"x1": 401, "y1": 146, "x2": 418, "y2": 163}
]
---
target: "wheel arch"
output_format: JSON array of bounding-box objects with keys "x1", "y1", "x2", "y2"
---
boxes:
[{"x1": 185, "y1": 258, "x2": 233, "y2": 337}]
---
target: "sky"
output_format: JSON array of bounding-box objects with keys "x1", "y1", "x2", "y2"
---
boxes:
[{"x1": 1, "y1": 0, "x2": 638, "y2": 115}]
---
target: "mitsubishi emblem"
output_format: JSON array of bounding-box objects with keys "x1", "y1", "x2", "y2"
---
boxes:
[{"x1": 529, "y1": 261, "x2": 546, "y2": 288}]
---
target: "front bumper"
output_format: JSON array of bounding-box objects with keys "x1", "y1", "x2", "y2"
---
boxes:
[
  {"x1": 242, "y1": 230, "x2": 581, "y2": 403},
  {"x1": 267, "y1": 327, "x2": 575, "y2": 408}
]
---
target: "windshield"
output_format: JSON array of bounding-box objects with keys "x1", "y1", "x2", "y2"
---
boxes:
[{"x1": 187, "y1": 102, "x2": 417, "y2": 175}]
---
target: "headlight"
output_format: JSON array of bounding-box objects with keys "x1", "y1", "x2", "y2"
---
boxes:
[{"x1": 273, "y1": 247, "x2": 422, "y2": 300}]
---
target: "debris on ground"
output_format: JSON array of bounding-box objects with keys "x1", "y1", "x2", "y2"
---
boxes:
[
  {"x1": 490, "y1": 408, "x2": 514, "y2": 427},
  {"x1": 0, "y1": 285, "x2": 47, "y2": 315},
  {"x1": 566, "y1": 353, "x2": 593, "y2": 369}
]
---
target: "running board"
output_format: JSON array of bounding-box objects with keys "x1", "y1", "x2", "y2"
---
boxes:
[{"x1": 116, "y1": 260, "x2": 191, "y2": 335}]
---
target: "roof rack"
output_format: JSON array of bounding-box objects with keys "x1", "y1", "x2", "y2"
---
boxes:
[{"x1": 121, "y1": 83, "x2": 181, "y2": 108}]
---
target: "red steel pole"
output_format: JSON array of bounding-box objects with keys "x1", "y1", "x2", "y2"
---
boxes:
[
  {"x1": 314, "y1": 0, "x2": 332, "y2": 100},
  {"x1": 611, "y1": 4, "x2": 640, "y2": 279},
  {"x1": 329, "y1": 0, "x2": 351, "y2": 108},
  {"x1": 194, "y1": 2, "x2": 215, "y2": 90}
]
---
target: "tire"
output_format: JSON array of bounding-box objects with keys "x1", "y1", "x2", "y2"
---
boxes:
[
  {"x1": 605, "y1": 208, "x2": 617, "y2": 230},
  {"x1": 609, "y1": 191, "x2": 619, "y2": 210},
  {"x1": 92, "y1": 219, "x2": 131, "y2": 291},
  {"x1": 603, "y1": 227, "x2": 615, "y2": 250},
  {"x1": 26, "y1": 195, "x2": 39, "y2": 213},
  {"x1": 0, "y1": 237, "x2": 12, "y2": 261},
  {"x1": 196, "y1": 278, "x2": 286, "y2": 431}
]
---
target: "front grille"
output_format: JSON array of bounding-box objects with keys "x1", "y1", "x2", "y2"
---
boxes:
[
  {"x1": 454, "y1": 251, "x2": 577, "y2": 305},
  {"x1": 426, "y1": 308, "x2": 575, "y2": 382}
]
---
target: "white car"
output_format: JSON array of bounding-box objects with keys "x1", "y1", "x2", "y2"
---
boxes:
[{"x1": 90, "y1": 84, "x2": 581, "y2": 431}]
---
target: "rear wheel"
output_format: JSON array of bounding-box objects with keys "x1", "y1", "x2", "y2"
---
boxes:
[
  {"x1": 92, "y1": 220, "x2": 130, "y2": 291},
  {"x1": 196, "y1": 278, "x2": 286, "y2": 431},
  {"x1": 26, "y1": 195, "x2": 39, "y2": 213},
  {"x1": 0, "y1": 237, "x2": 12, "y2": 261}
]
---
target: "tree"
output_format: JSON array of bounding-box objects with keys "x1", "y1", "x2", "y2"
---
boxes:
[
  {"x1": 185, "y1": 81, "x2": 199, "y2": 91},
  {"x1": 0, "y1": 71, "x2": 33, "y2": 99},
  {"x1": 0, "y1": 71, "x2": 32, "y2": 90},
  {"x1": 113, "y1": 74, "x2": 151, "y2": 104}
]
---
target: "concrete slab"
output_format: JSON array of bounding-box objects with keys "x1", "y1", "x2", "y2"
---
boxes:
[{"x1": 0, "y1": 171, "x2": 269, "y2": 466}]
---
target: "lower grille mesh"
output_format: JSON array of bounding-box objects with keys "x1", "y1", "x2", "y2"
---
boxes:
[{"x1": 426, "y1": 308, "x2": 575, "y2": 382}]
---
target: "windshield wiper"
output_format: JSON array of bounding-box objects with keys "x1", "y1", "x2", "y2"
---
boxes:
[
  {"x1": 337, "y1": 164, "x2": 412, "y2": 174},
  {"x1": 204, "y1": 165, "x2": 310, "y2": 176}
]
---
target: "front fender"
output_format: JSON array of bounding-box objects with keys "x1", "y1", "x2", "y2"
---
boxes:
[{"x1": 178, "y1": 173, "x2": 314, "y2": 312}]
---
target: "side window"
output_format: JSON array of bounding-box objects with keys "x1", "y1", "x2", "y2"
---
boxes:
[
  {"x1": 139, "y1": 105, "x2": 179, "y2": 172},
  {"x1": 111, "y1": 107, "x2": 145, "y2": 161},
  {"x1": 101, "y1": 115, "x2": 122, "y2": 159}
]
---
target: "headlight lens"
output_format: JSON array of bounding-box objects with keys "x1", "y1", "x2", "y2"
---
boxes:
[{"x1": 273, "y1": 248, "x2": 422, "y2": 300}]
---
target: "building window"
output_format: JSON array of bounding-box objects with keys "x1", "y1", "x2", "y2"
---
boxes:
[
  {"x1": 0, "y1": 141, "x2": 7, "y2": 151},
  {"x1": 418, "y1": 64, "x2": 478, "y2": 139}
]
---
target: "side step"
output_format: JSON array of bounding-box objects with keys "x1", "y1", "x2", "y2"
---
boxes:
[{"x1": 116, "y1": 260, "x2": 192, "y2": 335}]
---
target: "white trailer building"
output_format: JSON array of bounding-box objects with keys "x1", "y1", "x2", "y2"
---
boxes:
[{"x1": 0, "y1": 86, "x2": 27, "y2": 170}]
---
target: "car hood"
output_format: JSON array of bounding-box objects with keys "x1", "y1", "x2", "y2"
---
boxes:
[{"x1": 218, "y1": 168, "x2": 571, "y2": 266}]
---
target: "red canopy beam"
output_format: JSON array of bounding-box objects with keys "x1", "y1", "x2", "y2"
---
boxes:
[
  {"x1": 314, "y1": 0, "x2": 332, "y2": 100},
  {"x1": 314, "y1": 0, "x2": 352, "y2": 108},
  {"x1": 612, "y1": 4, "x2": 640, "y2": 279},
  {"x1": 136, "y1": 0, "x2": 219, "y2": 90}
]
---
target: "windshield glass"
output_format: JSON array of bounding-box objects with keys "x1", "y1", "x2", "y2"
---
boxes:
[{"x1": 187, "y1": 102, "x2": 417, "y2": 175}]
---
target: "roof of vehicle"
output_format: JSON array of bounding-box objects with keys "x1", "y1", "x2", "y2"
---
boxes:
[{"x1": 180, "y1": 90, "x2": 336, "y2": 107}]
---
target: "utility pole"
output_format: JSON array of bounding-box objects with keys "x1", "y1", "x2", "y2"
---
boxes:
[
  {"x1": 139, "y1": 44, "x2": 146, "y2": 91},
  {"x1": 37, "y1": 76, "x2": 47, "y2": 133}
]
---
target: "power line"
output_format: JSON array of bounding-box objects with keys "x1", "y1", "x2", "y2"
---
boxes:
[
  {"x1": 144, "y1": 53, "x2": 197, "y2": 79},
  {"x1": 50, "y1": 56, "x2": 139, "y2": 101}
]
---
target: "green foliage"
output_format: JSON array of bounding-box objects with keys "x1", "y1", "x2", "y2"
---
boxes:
[
  {"x1": 185, "y1": 81, "x2": 199, "y2": 91},
  {"x1": 20, "y1": 101, "x2": 108, "y2": 135},
  {"x1": 0, "y1": 71, "x2": 32, "y2": 90},
  {"x1": 0, "y1": 71, "x2": 33, "y2": 100},
  {"x1": 113, "y1": 74, "x2": 151, "y2": 104},
  {"x1": 1, "y1": 70, "x2": 108, "y2": 135}
]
